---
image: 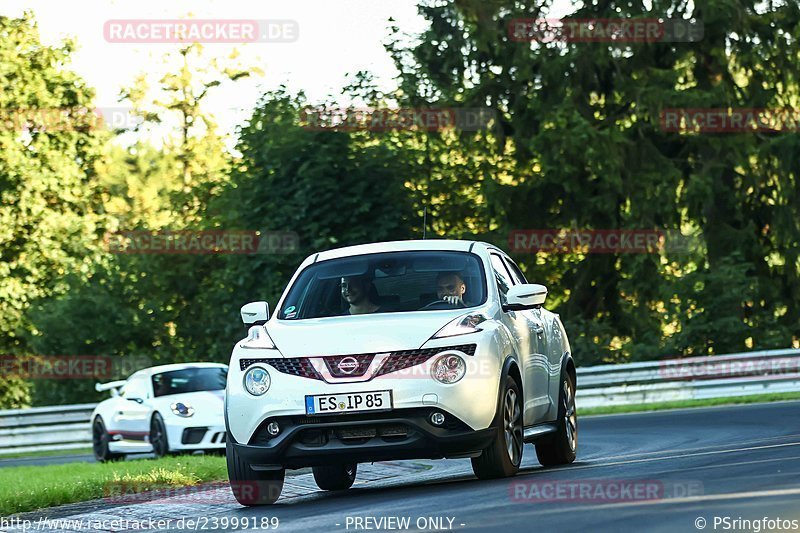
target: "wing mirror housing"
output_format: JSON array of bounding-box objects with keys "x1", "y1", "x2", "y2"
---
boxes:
[
  {"x1": 503, "y1": 284, "x2": 547, "y2": 311},
  {"x1": 241, "y1": 301, "x2": 270, "y2": 326}
]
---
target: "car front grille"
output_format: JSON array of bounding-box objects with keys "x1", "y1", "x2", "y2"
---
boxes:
[
  {"x1": 323, "y1": 353, "x2": 375, "y2": 377},
  {"x1": 240, "y1": 358, "x2": 323, "y2": 380},
  {"x1": 239, "y1": 344, "x2": 476, "y2": 381},
  {"x1": 374, "y1": 344, "x2": 477, "y2": 377}
]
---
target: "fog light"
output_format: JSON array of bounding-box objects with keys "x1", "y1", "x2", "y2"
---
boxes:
[
  {"x1": 430, "y1": 412, "x2": 446, "y2": 426},
  {"x1": 266, "y1": 421, "x2": 280, "y2": 436}
]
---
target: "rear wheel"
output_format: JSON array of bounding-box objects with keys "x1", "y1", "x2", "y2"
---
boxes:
[
  {"x1": 150, "y1": 413, "x2": 170, "y2": 458},
  {"x1": 92, "y1": 418, "x2": 124, "y2": 462},
  {"x1": 535, "y1": 372, "x2": 577, "y2": 466},
  {"x1": 312, "y1": 463, "x2": 357, "y2": 491},
  {"x1": 471, "y1": 375, "x2": 523, "y2": 479},
  {"x1": 226, "y1": 440, "x2": 284, "y2": 505}
]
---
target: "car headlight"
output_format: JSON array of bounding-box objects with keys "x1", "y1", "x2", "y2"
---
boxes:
[
  {"x1": 244, "y1": 366, "x2": 271, "y2": 396},
  {"x1": 432, "y1": 313, "x2": 489, "y2": 339},
  {"x1": 239, "y1": 326, "x2": 277, "y2": 349},
  {"x1": 170, "y1": 402, "x2": 194, "y2": 417},
  {"x1": 431, "y1": 353, "x2": 466, "y2": 384}
]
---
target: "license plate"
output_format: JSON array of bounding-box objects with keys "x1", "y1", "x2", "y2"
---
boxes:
[{"x1": 305, "y1": 390, "x2": 392, "y2": 415}]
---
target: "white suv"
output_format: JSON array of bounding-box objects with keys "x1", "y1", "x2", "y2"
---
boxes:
[{"x1": 225, "y1": 240, "x2": 577, "y2": 505}]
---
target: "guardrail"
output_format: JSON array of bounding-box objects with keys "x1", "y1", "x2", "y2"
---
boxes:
[
  {"x1": 1, "y1": 348, "x2": 798, "y2": 456},
  {"x1": 0, "y1": 403, "x2": 96, "y2": 456},
  {"x1": 576, "y1": 348, "x2": 800, "y2": 408}
]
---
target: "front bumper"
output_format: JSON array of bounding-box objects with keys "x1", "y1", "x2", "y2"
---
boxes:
[
  {"x1": 166, "y1": 420, "x2": 226, "y2": 450},
  {"x1": 228, "y1": 407, "x2": 497, "y2": 469}
]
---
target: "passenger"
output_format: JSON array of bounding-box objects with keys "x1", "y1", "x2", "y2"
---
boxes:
[
  {"x1": 341, "y1": 276, "x2": 382, "y2": 315},
  {"x1": 436, "y1": 272, "x2": 467, "y2": 306}
]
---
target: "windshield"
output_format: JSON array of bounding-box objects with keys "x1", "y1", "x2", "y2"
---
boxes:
[
  {"x1": 278, "y1": 251, "x2": 487, "y2": 320},
  {"x1": 151, "y1": 367, "x2": 227, "y2": 397}
]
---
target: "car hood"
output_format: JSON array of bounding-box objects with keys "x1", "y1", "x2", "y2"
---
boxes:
[
  {"x1": 150, "y1": 390, "x2": 225, "y2": 413},
  {"x1": 265, "y1": 310, "x2": 468, "y2": 357}
]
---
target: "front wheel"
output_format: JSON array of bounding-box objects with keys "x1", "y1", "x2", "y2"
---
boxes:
[
  {"x1": 535, "y1": 372, "x2": 577, "y2": 466},
  {"x1": 312, "y1": 464, "x2": 357, "y2": 491},
  {"x1": 226, "y1": 440, "x2": 284, "y2": 505},
  {"x1": 471, "y1": 375, "x2": 523, "y2": 479},
  {"x1": 150, "y1": 413, "x2": 170, "y2": 458}
]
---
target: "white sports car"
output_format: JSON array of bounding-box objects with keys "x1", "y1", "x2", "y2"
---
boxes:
[
  {"x1": 225, "y1": 240, "x2": 577, "y2": 505},
  {"x1": 91, "y1": 363, "x2": 228, "y2": 461}
]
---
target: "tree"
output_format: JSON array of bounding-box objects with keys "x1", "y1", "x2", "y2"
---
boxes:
[
  {"x1": 389, "y1": 0, "x2": 800, "y2": 363},
  {"x1": 0, "y1": 13, "x2": 107, "y2": 406}
]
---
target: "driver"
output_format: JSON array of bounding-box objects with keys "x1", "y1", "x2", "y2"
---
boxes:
[
  {"x1": 154, "y1": 375, "x2": 172, "y2": 397},
  {"x1": 341, "y1": 276, "x2": 382, "y2": 315},
  {"x1": 436, "y1": 272, "x2": 467, "y2": 306}
]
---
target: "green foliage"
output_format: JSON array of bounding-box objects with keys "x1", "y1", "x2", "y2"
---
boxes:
[
  {"x1": 4, "y1": 6, "x2": 800, "y2": 407},
  {"x1": 0, "y1": 13, "x2": 108, "y2": 405},
  {"x1": 390, "y1": 0, "x2": 800, "y2": 363}
]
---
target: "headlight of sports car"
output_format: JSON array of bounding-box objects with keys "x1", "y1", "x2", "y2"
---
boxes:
[
  {"x1": 432, "y1": 313, "x2": 489, "y2": 339},
  {"x1": 431, "y1": 353, "x2": 467, "y2": 384},
  {"x1": 239, "y1": 325, "x2": 277, "y2": 349},
  {"x1": 244, "y1": 366, "x2": 271, "y2": 396},
  {"x1": 170, "y1": 402, "x2": 195, "y2": 417}
]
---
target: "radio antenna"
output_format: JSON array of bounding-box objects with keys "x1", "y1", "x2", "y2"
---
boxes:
[{"x1": 422, "y1": 207, "x2": 427, "y2": 240}]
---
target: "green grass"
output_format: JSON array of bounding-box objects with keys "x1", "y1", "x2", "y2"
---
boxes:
[
  {"x1": 581, "y1": 391, "x2": 800, "y2": 416},
  {"x1": 0, "y1": 448, "x2": 93, "y2": 460},
  {"x1": 0, "y1": 455, "x2": 227, "y2": 517}
]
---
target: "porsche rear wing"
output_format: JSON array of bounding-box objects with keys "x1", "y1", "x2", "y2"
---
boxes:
[{"x1": 95, "y1": 380, "x2": 126, "y2": 393}]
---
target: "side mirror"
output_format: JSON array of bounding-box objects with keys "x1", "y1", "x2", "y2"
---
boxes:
[
  {"x1": 241, "y1": 301, "x2": 269, "y2": 326},
  {"x1": 504, "y1": 284, "x2": 547, "y2": 311}
]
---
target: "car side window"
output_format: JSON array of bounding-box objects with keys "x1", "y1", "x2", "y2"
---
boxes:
[
  {"x1": 503, "y1": 256, "x2": 527, "y2": 285},
  {"x1": 490, "y1": 254, "x2": 514, "y2": 304}
]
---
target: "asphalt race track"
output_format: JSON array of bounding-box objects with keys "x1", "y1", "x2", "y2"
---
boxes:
[{"x1": 6, "y1": 401, "x2": 800, "y2": 532}]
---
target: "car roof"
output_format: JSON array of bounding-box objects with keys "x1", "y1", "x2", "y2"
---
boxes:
[
  {"x1": 311, "y1": 239, "x2": 494, "y2": 263},
  {"x1": 130, "y1": 362, "x2": 228, "y2": 379}
]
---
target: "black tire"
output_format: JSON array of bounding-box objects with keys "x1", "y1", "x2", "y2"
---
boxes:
[
  {"x1": 150, "y1": 413, "x2": 170, "y2": 458},
  {"x1": 535, "y1": 371, "x2": 578, "y2": 466},
  {"x1": 471, "y1": 375, "x2": 523, "y2": 479},
  {"x1": 92, "y1": 417, "x2": 124, "y2": 463},
  {"x1": 312, "y1": 463, "x2": 357, "y2": 491},
  {"x1": 226, "y1": 440, "x2": 285, "y2": 505}
]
